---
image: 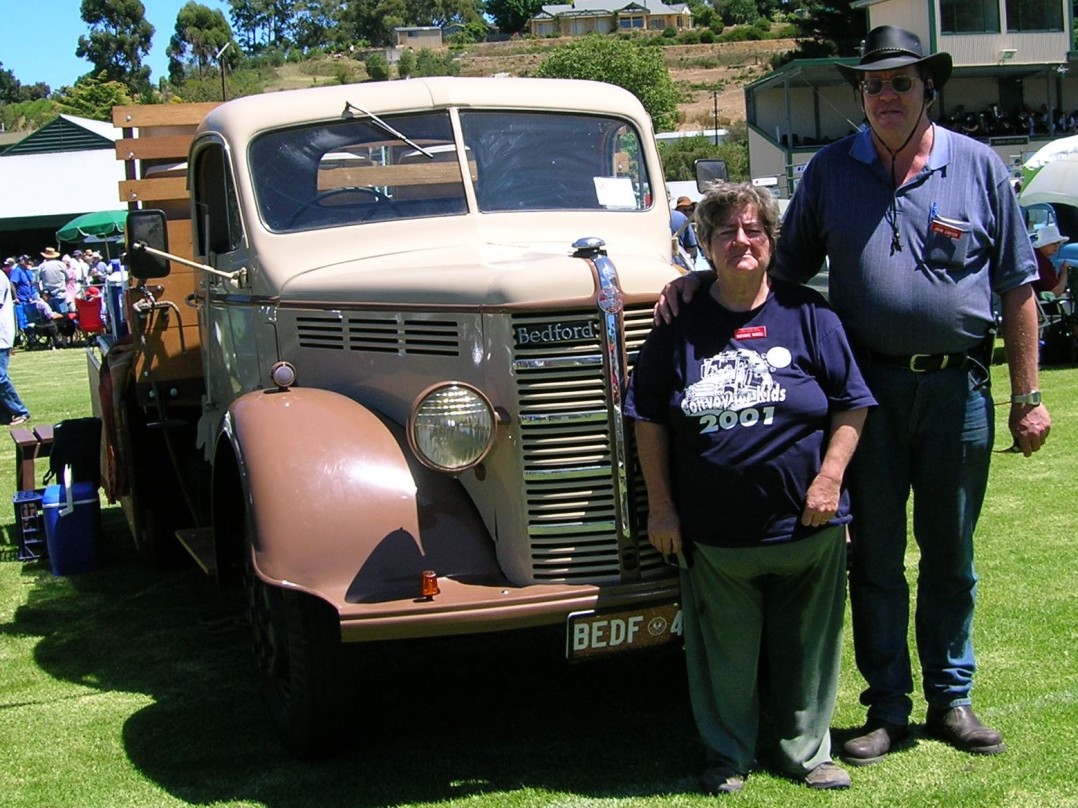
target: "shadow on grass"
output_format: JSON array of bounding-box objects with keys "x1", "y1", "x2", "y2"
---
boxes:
[{"x1": 5, "y1": 509, "x2": 699, "y2": 807}]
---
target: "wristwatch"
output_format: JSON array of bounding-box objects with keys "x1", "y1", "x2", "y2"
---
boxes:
[{"x1": 1010, "y1": 390, "x2": 1042, "y2": 405}]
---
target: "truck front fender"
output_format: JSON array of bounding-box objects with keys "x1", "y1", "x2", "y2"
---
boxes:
[{"x1": 223, "y1": 387, "x2": 501, "y2": 607}]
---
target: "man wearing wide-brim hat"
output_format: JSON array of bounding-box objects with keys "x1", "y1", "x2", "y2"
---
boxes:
[
  {"x1": 768, "y1": 24, "x2": 1051, "y2": 767},
  {"x1": 37, "y1": 247, "x2": 69, "y2": 313},
  {"x1": 657, "y1": 27, "x2": 1049, "y2": 762}
]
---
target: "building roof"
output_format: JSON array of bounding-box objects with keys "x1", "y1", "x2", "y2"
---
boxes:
[
  {"x1": 2, "y1": 114, "x2": 119, "y2": 156},
  {"x1": 0, "y1": 115, "x2": 125, "y2": 233},
  {"x1": 537, "y1": 0, "x2": 689, "y2": 16}
]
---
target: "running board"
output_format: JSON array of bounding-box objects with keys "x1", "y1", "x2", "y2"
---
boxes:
[{"x1": 176, "y1": 527, "x2": 216, "y2": 575}]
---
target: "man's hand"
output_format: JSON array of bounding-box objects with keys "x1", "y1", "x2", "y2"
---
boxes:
[
  {"x1": 654, "y1": 272, "x2": 703, "y2": 324},
  {"x1": 1009, "y1": 402, "x2": 1051, "y2": 456}
]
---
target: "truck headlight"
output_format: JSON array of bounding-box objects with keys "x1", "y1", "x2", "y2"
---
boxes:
[{"x1": 408, "y1": 383, "x2": 496, "y2": 472}]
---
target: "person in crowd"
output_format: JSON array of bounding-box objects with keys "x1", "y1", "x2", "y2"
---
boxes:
[
  {"x1": 33, "y1": 290, "x2": 76, "y2": 349},
  {"x1": 8, "y1": 256, "x2": 37, "y2": 303},
  {"x1": 656, "y1": 25, "x2": 1050, "y2": 766},
  {"x1": 671, "y1": 195, "x2": 700, "y2": 269},
  {"x1": 1030, "y1": 225, "x2": 1070, "y2": 298},
  {"x1": 37, "y1": 248, "x2": 69, "y2": 314},
  {"x1": 63, "y1": 254, "x2": 81, "y2": 307},
  {"x1": 0, "y1": 269, "x2": 31, "y2": 425},
  {"x1": 629, "y1": 182, "x2": 875, "y2": 793},
  {"x1": 71, "y1": 249, "x2": 89, "y2": 282}
]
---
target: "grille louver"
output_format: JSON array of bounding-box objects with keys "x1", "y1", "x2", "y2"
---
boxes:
[{"x1": 296, "y1": 314, "x2": 461, "y2": 356}]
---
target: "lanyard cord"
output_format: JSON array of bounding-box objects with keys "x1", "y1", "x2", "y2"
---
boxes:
[{"x1": 869, "y1": 98, "x2": 930, "y2": 255}]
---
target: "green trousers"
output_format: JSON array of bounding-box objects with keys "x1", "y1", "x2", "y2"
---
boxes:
[{"x1": 681, "y1": 525, "x2": 847, "y2": 776}]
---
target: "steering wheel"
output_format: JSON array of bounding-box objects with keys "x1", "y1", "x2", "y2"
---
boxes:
[{"x1": 286, "y1": 186, "x2": 402, "y2": 228}]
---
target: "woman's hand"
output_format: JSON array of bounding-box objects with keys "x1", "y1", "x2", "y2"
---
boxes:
[
  {"x1": 801, "y1": 473, "x2": 841, "y2": 527},
  {"x1": 654, "y1": 272, "x2": 703, "y2": 324},
  {"x1": 647, "y1": 502, "x2": 683, "y2": 556}
]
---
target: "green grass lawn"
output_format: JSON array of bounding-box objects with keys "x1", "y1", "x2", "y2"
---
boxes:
[{"x1": 1, "y1": 348, "x2": 1076, "y2": 807}]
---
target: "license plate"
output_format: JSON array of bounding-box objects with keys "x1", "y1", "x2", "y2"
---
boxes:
[{"x1": 566, "y1": 602, "x2": 682, "y2": 660}]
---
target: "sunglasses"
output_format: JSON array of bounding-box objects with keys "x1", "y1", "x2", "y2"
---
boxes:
[{"x1": 860, "y1": 75, "x2": 918, "y2": 96}]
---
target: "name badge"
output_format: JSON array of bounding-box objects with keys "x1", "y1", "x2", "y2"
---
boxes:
[
  {"x1": 735, "y1": 326, "x2": 767, "y2": 340},
  {"x1": 929, "y1": 216, "x2": 967, "y2": 240}
]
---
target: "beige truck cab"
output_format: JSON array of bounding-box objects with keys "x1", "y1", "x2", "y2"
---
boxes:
[{"x1": 110, "y1": 77, "x2": 685, "y2": 757}]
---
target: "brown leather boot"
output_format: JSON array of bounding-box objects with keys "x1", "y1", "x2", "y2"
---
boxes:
[
  {"x1": 842, "y1": 721, "x2": 909, "y2": 766},
  {"x1": 925, "y1": 706, "x2": 1006, "y2": 754}
]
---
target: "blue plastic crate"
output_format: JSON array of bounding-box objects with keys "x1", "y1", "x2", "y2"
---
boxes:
[{"x1": 13, "y1": 489, "x2": 47, "y2": 562}]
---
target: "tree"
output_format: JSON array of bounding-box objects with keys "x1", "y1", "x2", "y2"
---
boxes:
[
  {"x1": 484, "y1": 0, "x2": 542, "y2": 34},
  {"x1": 168, "y1": 2, "x2": 237, "y2": 82},
  {"x1": 534, "y1": 36, "x2": 680, "y2": 132},
  {"x1": 291, "y1": 0, "x2": 347, "y2": 51},
  {"x1": 779, "y1": 0, "x2": 866, "y2": 62},
  {"x1": 365, "y1": 52, "x2": 391, "y2": 81},
  {"x1": 76, "y1": 0, "x2": 155, "y2": 92},
  {"x1": 55, "y1": 72, "x2": 132, "y2": 121},
  {"x1": 657, "y1": 123, "x2": 749, "y2": 182},
  {"x1": 0, "y1": 63, "x2": 20, "y2": 104},
  {"x1": 414, "y1": 48, "x2": 460, "y2": 76},
  {"x1": 720, "y1": 0, "x2": 757, "y2": 26},
  {"x1": 342, "y1": 0, "x2": 409, "y2": 47},
  {"x1": 398, "y1": 49, "x2": 417, "y2": 78}
]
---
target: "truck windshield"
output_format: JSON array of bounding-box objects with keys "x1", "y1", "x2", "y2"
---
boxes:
[{"x1": 249, "y1": 109, "x2": 651, "y2": 232}]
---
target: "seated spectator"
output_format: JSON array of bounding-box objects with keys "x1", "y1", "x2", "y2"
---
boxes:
[
  {"x1": 1031, "y1": 225, "x2": 1070, "y2": 298},
  {"x1": 33, "y1": 291, "x2": 77, "y2": 349}
]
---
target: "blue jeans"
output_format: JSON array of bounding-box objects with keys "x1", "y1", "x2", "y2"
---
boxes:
[
  {"x1": 848, "y1": 359, "x2": 993, "y2": 726},
  {"x1": 0, "y1": 348, "x2": 30, "y2": 420}
]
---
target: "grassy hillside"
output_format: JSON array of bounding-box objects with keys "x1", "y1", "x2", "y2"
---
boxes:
[{"x1": 263, "y1": 37, "x2": 796, "y2": 129}]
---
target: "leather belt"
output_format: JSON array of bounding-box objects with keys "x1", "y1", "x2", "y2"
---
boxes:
[{"x1": 864, "y1": 351, "x2": 968, "y2": 373}]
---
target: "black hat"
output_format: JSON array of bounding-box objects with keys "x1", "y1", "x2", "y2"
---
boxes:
[{"x1": 837, "y1": 26, "x2": 952, "y2": 91}]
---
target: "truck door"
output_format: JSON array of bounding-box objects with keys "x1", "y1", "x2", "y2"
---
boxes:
[{"x1": 190, "y1": 141, "x2": 265, "y2": 422}]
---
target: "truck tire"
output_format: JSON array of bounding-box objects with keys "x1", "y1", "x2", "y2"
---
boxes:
[{"x1": 246, "y1": 559, "x2": 356, "y2": 759}]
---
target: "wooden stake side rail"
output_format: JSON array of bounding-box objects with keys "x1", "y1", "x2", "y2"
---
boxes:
[
  {"x1": 113, "y1": 102, "x2": 215, "y2": 388},
  {"x1": 113, "y1": 103, "x2": 220, "y2": 130}
]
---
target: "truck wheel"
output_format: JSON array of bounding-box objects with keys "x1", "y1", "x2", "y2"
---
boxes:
[{"x1": 246, "y1": 562, "x2": 356, "y2": 759}]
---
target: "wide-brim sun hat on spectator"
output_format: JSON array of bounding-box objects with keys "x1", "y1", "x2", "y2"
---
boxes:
[
  {"x1": 836, "y1": 26, "x2": 952, "y2": 91},
  {"x1": 1031, "y1": 224, "x2": 1069, "y2": 249},
  {"x1": 41, "y1": 247, "x2": 61, "y2": 259}
]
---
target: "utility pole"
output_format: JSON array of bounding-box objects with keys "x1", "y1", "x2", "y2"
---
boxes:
[
  {"x1": 712, "y1": 90, "x2": 719, "y2": 146},
  {"x1": 216, "y1": 42, "x2": 233, "y2": 102}
]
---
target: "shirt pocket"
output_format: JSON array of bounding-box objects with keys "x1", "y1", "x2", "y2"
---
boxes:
[{"x1": 924, "y1": 216, "x2": 972, "y2": 273}]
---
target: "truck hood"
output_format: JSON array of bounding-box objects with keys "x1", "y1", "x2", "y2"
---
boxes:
[{"x1": 274, "y1": 238, "x2": 677, "y2": 308}]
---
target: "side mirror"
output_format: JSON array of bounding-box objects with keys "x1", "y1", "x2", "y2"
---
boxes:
[
  {"x1": 694, "y1": 159, "x2": 728, "y2": 192},
  {"x1": 126, "y1": 209, "x2": 171, "y2": 279}
]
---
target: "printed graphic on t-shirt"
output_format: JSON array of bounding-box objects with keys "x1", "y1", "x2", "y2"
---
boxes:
[{"x1": 681, "y1": 347, "x2": 790, "y2": 430}]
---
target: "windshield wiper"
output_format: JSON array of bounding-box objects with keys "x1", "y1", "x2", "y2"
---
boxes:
[{"x1": 341, "y1": 101, "x2": 434, "y2": 159}]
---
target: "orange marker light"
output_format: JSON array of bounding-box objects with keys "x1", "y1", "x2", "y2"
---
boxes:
[{"x1": 421, "y1": 570, "x2": 440, "y2": 599}]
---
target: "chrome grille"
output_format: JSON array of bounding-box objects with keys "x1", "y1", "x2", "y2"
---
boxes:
[
  {"x1": 296, "y1": 314, "x2": 461, "y2": 356},
  {"x1": 512, "y1": 304, "x2": 664, "y2": 581}
]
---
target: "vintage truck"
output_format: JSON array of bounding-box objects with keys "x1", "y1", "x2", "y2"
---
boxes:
[{"x1": 92, "y1": 77, "x2": 688, "y2": 758}]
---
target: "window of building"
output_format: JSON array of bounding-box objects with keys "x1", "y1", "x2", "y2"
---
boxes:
[
  {"x1": 1005, "y1": 0, "x2": 1064, "y2": 30},
  {"x1": 940, "y1": 0, "x2": 1001, "y2": 32}
]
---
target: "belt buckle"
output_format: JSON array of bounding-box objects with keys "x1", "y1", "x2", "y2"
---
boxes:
[{"x1": 908, "y1": 353, "x2": 937, "y2": 372}]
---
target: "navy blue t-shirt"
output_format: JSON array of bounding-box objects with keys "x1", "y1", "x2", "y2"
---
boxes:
[{"x1": 625, "y1": 280, "x2": 876, "y2": 548}]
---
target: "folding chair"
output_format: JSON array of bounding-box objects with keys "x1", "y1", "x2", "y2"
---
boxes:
[
  {"x1": 1036, "y1": 291, "x2": 1077, "y2": 365},
  {"x1": 74, "y1": 294, "x2": 107, "y2": 345},
  {"x1": 14, "y1": 302, "x2": 54, "y2": 350}
]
